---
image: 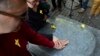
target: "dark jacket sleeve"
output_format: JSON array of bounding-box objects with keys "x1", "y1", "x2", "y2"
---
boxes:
[{"x1": 19, "y1": 21, "x2": 54, "y2": 48}]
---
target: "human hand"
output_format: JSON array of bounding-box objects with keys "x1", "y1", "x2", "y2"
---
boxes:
[{"x1": 53, "y1": 36, "x2": 69, "y2": 49}]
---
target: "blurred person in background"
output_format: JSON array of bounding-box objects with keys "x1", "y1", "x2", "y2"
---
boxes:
[
  {"x1": 51, "y1": 0, "x2": 62, "y2": 11},
  {"x1": 75, "y1": 0, "x2": 89, "y2": 13},
  {"x1": 89, "y1": 0, "x2": 100, "y2": 19}
]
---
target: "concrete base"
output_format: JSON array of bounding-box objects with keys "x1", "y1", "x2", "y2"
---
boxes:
[{"x1": 28, "y1": 15, "x2": 96, "y2": 56}]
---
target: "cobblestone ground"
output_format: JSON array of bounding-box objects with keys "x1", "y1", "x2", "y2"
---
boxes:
[{"x1": 48, "y1": 0, "x2": 100, "y2": 30}]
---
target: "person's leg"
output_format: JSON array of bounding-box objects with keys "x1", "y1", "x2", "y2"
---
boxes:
[
  {"x1": 51, "y1": 0, "x2": 57, "y2": 11},
  {"x1": 57, "y1": 0, "x2": 62, "y2": 8},
  {"x1": 82, "y1": 0, "x2": 89, "y2": 9},
  {"x1": 90, "y1": 1, "x2": 99, "y2": 18},
  {"x1": 94, "y1": 5, "x2": 100, "y2": 16},
  {"x1": 78, "y1": 0, "x2": 85, "y2": 13},
  {"x1": 79, "y1": 0, "x2": 82, "y2": 7},
  {"x1": 78, "y1": 0, "x2": 89, "y2": 13}
]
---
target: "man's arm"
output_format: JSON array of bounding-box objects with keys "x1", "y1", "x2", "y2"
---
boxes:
[{"x1": 19, "y1": 21, "x2": 54, "y2": 48}]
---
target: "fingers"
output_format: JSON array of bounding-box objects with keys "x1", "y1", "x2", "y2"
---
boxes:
[
  {"x1": 58, "y1": 40, "x2": 69, "y2": 46},
  {"x1": 53, "y1": 36, "x2": 69, "y2": 49},
  {"x1": 53, "y1": 40, "x2": 69, "y2": 49},
  {"x1": 61, "y1": 40, "x2": 69, "y2": 46}
]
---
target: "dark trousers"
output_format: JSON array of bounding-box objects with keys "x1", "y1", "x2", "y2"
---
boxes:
[
  {"x1": 51, "y1": 0, "x2": 62, "y2": 8},
  {"x1": 79, "y1": 0, "x2": 89, "y2": 9}
]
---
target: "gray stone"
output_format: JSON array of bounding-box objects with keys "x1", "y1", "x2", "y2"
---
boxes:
[{"x1": 28, "y1": 15, "x2": 96, "y2": 56}]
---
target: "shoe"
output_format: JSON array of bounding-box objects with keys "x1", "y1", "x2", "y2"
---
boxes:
[
  {"x1": 74, "y1": 5, "x2": 80, "y2": 9},
  {"x1": 78, "y1": 8, "x2": 85, "y2": 13}
]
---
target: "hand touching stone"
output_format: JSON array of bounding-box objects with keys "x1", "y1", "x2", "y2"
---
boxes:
[{"x1": 53, "y1": 36, "x2": 69, "y2": 49}]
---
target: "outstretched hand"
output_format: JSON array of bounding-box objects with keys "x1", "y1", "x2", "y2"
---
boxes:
[{"x1": 53, "y1": 36, "x2": 69, "y2": 49}]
